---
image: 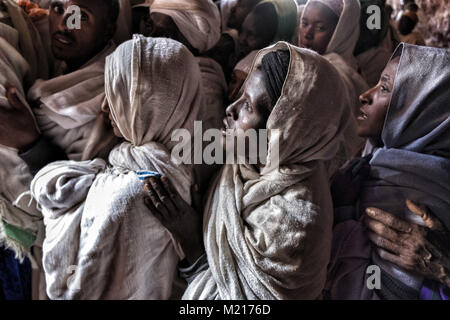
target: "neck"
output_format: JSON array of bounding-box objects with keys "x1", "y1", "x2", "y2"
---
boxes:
[{"x1": 64, "y1": 43, "x2": 108, "y2": 73}]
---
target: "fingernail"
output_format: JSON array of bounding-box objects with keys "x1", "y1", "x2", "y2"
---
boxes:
[{"x1": 366, "y1": 208, "x2": 375, "y2": 216}]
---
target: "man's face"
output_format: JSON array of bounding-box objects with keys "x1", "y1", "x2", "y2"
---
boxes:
[{"x1": 49, "y1": 0, "x2": 112, "y2": 64}]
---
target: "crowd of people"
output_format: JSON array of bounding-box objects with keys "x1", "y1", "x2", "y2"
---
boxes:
[{"x1": 0, "y1": 0, "x2": 448, "y2": 300}]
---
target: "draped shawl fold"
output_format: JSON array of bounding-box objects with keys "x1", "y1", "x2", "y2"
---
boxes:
[
  {"x1": 183, "y1": 42, "x2": 352, "y2": 300},
  {"x1": 0, "y1": 37, "x2": 42, "y2": 259},
  {"x1": 27, "y1": 42, "x2": 116, "y2": 161},
  {"x1": 31, "y1": 36, "x2": 204, "y2": 299},
  {"x1": 150, "y1": 0, "x2": 221, "y2": 54}
]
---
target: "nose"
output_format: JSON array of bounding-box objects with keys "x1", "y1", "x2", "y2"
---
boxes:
[
  {"x1": 359, "y1": 86, "x2": 375, "y2": 105},
  {"x1": 101, "y1": 98, "x2": 110, "y2": 113},
  {"x1": 225, "y1": 100, "x2": 240, "y2": 121},
  {"x1": 304, "y1": 26, "x2": 314, "y2": 40}
]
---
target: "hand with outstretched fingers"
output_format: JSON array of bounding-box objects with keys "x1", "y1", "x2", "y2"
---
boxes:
[
  {"x1": 364, "y1": 200, "x2": 450, "y2": 288},
  {"x1": 143, "y1": 176, "x2": 204, "y2": 265},
  {"x1": 0, "y1": 86, "x2": 39, "y2": 151}
]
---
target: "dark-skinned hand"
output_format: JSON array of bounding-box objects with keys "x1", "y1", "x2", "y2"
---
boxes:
[
  {"x1": 330, "y1": 157, "x2": 370, "y2": 207},
  {"x1": 364, "y1": 200, "x2": 450, "y2": 288},
  {"x1": 0, "y1": 86, "x2": 39, "y2": 152},
  {"x1": 143, "y1": 176, "x2": 204, "y2": 265}
]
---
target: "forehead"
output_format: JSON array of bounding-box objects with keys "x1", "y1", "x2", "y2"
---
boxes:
[
  {"x1": 51, "y1": 0, "x2": 105, "y2": 12},
  {"x1": 383, "y1": 57, "x2": 400, "y2": 78},
  {"x1": 244, "y1": 67, "x2": 270, "y2": 101},
  {"x1": 303, "y1": 2, "x2": 336, "y2": 21}
]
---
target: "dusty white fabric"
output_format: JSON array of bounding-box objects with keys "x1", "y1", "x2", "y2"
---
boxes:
[
  {"x1": 183, "y1": 42, "x2": 352, "y2": 300},
  {"x1": 27, "y1": 42, "x2": 116, "y2": 161},
  {"x1": 150, "y1": 0, "x2": 221, "y2": 53},
  {"x1": 31, "y1": 36, "x2": 205, "y2": 300},
  {"x1": 0, "y1": 37, "x2": 42, "y2": 256}
]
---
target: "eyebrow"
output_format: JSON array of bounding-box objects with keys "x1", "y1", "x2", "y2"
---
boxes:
[
  {"x1": 76, "y1": 4, "x2": 94, "y2": 14},
  {"x1": 381, "y1": 75, "x2": 391, "y2": 83}
]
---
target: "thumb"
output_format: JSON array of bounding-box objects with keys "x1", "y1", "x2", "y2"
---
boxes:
[{"x1": 406, "y1": 199, "x2": 444, "y2": 231}]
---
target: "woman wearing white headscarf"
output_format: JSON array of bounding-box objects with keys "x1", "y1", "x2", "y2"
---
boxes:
[
  {"x1": 134, "y1": 0, "x2": 226, "y2": 134},
  {"x1": 299, "y1": 0, "x2": 367, "y2": 171},
  {"x1": 30, "y1": 35, "x2": 204, "y2": 299},
  {"x1": 144, "y1": 41, "x2": 353, "y2": 300}
]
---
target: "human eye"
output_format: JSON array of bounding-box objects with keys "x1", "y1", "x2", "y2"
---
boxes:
[
  {"x1": 380, "y1": 85, "x2": 390, "y2": 93},
  {"x1": 244, "y1": 101, "x2": 252, "y2": 112},
  {"x1": 80, "y1": 11, "x2": 89, "y2": 21}
]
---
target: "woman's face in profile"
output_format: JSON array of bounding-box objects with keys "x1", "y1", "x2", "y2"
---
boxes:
[
  {"x1": 357, "y1": 57, "x2": 401, "y2": 139},
  {"x1": 222, "y1": 67, "x2": 271, "y2": 159},
  {"x1": 101, "y1": 99, "x2": 124, "y2": 138}
]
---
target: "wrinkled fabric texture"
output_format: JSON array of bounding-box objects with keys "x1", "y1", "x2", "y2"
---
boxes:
[
  {"x1": 150, "y1": 0, "x2": 221, "y2": 53},
  {"x1": 0, "y1": 37, "x2": 42, "y2": 261},
  {"x1": 327, "y1": 44, "x2": 450, "y2": 300},
  {"x1": 27, "y1": 42, "x2": 116, "y2": 160},
  {"x1": 31, "y1": 36, "x2": 204, "y2": 299},
  {"x1": 183, "y1": 42, "x2": 352, "y2": 300},
  {"x1": 0, "y1": 0, "x2": 49, "y2": 83}
]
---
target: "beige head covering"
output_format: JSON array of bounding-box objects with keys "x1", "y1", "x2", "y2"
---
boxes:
[
  {"x1": 183, "y1": 42, "x2": 352, "y2": 300},
  {"x1": 105, "y1": 34, "x2": 202, "y2": 149},
  {"x1": 308, "y1": 0, "x2": 343, "y2": 17},
  {"x1": 305, "y1": 0, "x2": 361, "y2": 69},
  {"x1": 148, "y1": 0, "x2": 221, "y2": 53}
]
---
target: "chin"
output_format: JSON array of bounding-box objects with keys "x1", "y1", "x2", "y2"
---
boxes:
[{"x1": 51, "y1": 46, "x2": 75, "y2": 62}]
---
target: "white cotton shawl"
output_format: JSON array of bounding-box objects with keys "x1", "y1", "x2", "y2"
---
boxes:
[
  {"x1": 27, "y1": 42, "x2": 116, "y2": 161},
  {"x1": 150, "y1": 0, "x2": 221, "y2": 53},
  {"x1": 183, "y1": 42, "x2": 352, "y2": 300},
  {"x1": 0, "y1": 37, "x2": 42, "y2": 259},
  {"x1": 31, "y1": 36, "x2": 204, "y2": 299}
]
